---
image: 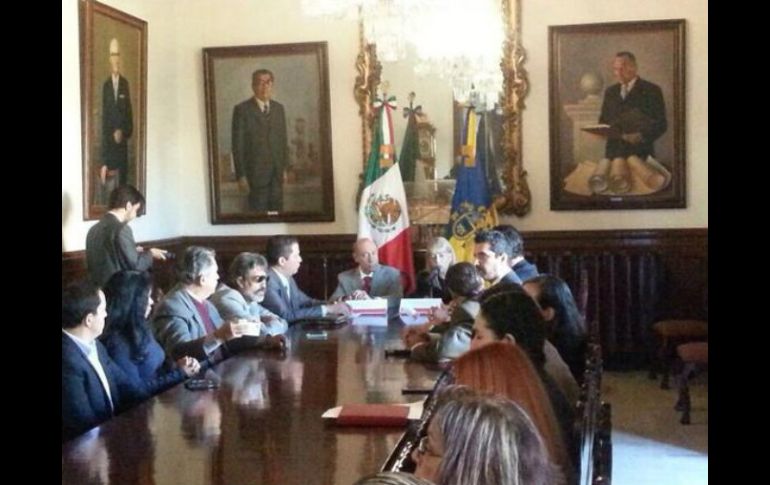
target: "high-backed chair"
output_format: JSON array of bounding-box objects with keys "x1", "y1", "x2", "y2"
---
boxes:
[{"x1": 674, "y1": 342, "x2": 708, "y2": 425}]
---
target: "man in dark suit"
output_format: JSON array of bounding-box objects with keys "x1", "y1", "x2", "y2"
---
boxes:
[
  {"x1": 599, "y1": 51, "x2": 667, "y2": 161},
  {"x1": 231, "y1": 69, "x2": 289, "y2": 212},
  {"x1": 101, "y1": 38, "x2": 133, "y2": 191},
  {"x1": 62, "y1": 281, "x2": 147, "y2": 442},
  {"x1": 473, "y1": 230, "x2": 522, "y2": 292},
  {"x1": 262, "y1": 235, "x2": 350, "y2": 324},
  {"x1": 493, "y1": 224, "x2": 539, "y2": 282}
]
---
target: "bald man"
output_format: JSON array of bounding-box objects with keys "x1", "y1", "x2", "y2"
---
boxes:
[
  {"x1": 101, "y1": 38, "x2": 133, "y2": 190},
  {"x1": 330, "y1": 238, "x2": 403, "y2": 313}
]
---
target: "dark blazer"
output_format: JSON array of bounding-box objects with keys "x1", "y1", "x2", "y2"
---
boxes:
[
  {"x1": 513, "y1": 259, "x2": 539, "y2": 283},
  {"x1": 262, "y1": 268, "x2": 325, "y2": 323},
  {"x1": 85, "y1": 213, "x2": 153, "y2": 287},
  {"x1": 231, "y1": 98, "x2": 289, "y2": 189},
  {"x1": 102, "y1": 75, "x2": 133, "y2": 183},
  {"x1": 101, "y1": 332, "x2": 186, "y2": 396},
  {"x1": 599, "y1": 77, "x2": 667, "y2": 159},
  {"x1": 409, "y1": 269, "x2": 451, "y2": 303},
  {"x1": 62, "y1": 333, "x2": 147, "y2": 442}
]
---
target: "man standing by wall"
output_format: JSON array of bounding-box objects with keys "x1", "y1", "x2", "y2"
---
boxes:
[
  {"x1": 231, "y1": 69, "x2": 289, "y2": 212},
  {"x1": 101, "y1": 38, "x2": 133, "y2": 194}
]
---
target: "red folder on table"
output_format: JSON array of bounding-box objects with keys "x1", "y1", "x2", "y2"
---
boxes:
[{"x1": 336, "y1": 404, "x2": 409, "y2": 427}]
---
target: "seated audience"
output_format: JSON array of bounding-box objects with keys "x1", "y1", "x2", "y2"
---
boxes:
[
  {"x1": 493, "y1": 224, "x2": 539, "y2": 282},
  {"x1": 525, "y1": 274, "x2": 588, "y2": 382},
  {"x1": 101, "y1": 270, "x2": 200, "y2": 395},
  {"x1": 152, "y1": 246, "x2": 252, "y2": 362},
  {"x1": 330, "y1": 238, "x2": 403, "y2": 313},
  {"x1": 262, "y1": 236, "x2": 350, "y2": 323},
  {"x1": 404, "y1": 262, "x2": 482, "y2": 363},
  {"x1": 410, "y1": 237, "x2": 455, "y2": 302},
  {"x1": 472, "y1": 285, "x2": 581, "y2": 405},
  {"x1": 62, "y1": 281, "x2": 147, "y2": 442},
  {"x1": 209, "y1": 252, "x2": 288, "y2": 337},
  {"x1": 85, "y1": 184, "x2": 167, "y2": 287},
  {"x1": 412, "y1": 385, "x2": 563, "y2": 485},
  {"x1": 473, "y1": 230, "x2": 522, "y2": 292},
  {"x1": 452, "y1": 342, "x2": 573, "y2": 481}
]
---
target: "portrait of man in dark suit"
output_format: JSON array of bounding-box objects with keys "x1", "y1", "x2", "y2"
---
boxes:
[
  {"x1": 100, "y1": 38, "x2": 134, "y2": 196},
  {"x1": 231, "y1": 69, "x2": 289, "y2": 212}
]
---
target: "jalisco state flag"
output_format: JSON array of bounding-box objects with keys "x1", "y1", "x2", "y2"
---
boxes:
[
  {"x1": 445, "y1": 107, "x2": 498, "y2": 263},
  {"x1": 358, "y1": 93, "x2": 416, "y2": 294}
]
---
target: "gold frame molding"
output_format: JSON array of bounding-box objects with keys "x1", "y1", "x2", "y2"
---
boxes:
[{"x1": 353, "y1": 0, "x2": 531, "y2": 216}]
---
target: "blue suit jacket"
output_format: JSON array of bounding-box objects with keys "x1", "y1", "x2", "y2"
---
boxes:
[
  {"x1": 62, "y1": 333, "x2": 147, "y2": 442},
  {"x1": 513, "y1": 259, "x2": 539, "y2": 283},
  {"x1": 261, "y1": 268, "x2": 325, "y2": 323}
]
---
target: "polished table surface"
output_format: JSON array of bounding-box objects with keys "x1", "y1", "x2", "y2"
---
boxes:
[{"x1": 62, "y1": 319, "x2": 441, "y2": 485}]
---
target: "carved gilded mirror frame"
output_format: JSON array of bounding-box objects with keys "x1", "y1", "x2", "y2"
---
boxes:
[{"x1": 353, "y1": 0, "x2": 531, "y2": 216}]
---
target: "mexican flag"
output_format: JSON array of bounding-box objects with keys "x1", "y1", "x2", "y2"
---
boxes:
[{"x1": 358, "y1": 93, "x2": 416, "y2": 294}]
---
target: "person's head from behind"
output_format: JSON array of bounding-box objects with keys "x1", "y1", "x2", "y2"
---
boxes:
[
  {"x1": 266, "y1": 235, "x2": 302, "y2": 276},
  {"x1": 178, "y1": 246, "x2": 219, "y2": 299},
  {"x1": 352, "y1": 472, "x2": 435, "y2": 485},
  {"x1": 473, "y1": 230, "x2": 512, "y2": 282},
  {"x1": 492, "y1": 224, "x2": 524, "y2": 261},
  {"x1": 524, "y1": 274, "x2": 586, "y2": 340},
  {"x1": 452, "y1": 342, "x2": 569, "y2": 474},
  {"x1": 471, "y1": 285, "x2": 546, "y2": 366},
  {"x1": 108, "y1": 185, "x2": 145, "y2": 221},
  {"x1": 413, "y1": 385, "x2": 560, "y2": 485},
  {"x1": 613, "y1": 51, "x2": 638, "y2": 84},
  {"x1": 353, "y1": 238, "x2": 379, "y2": 274},
  {"x1": 108, "y1": 38, "x2": 121, "y2": 74},
  {"x1": 228, "y1": 252, "x2": 270, "y2": 302},
  {"x1": 62, "y1": 281, "x2": 107, "y2": 340},
  {"x1": 102, "y1": 270, "x2": 154, "y2": 337},
  {"x1": 426, "y1": 237, "x2": 455, "y2": 276},
  {"x1": 444, "y1": 262, "x2": 482, "y2": 300},
  {"x1": 252, "y1": 68, "x2": 274, "y2": 102}
]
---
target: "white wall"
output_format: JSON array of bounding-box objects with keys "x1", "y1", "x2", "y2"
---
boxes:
[{"x1": 62, "y1": 0, "x2": 707, "y2": 251}]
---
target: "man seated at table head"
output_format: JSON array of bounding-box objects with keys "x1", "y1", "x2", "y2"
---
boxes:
[
  {"x1": 209, "y1": 252, "x2": 288, "y2": 338},
  {"x1": 62, "y1": 280, "x2": 148, "y2": 442},
  {"x1": 493, "y1": 224, "x2": 539, "y2": 282},
  {"x1": 330, "y1": 238, "x2": 403, "y2": 314},
  {"x1": 474, "y1": 230, "x2": 522, "y2": 295},
  {"x1": 152, "y1": 246, "x2": 254, "y2": 362},
  {"x1": 262, "y1": 235, "x2": 350, "y2": 323}
]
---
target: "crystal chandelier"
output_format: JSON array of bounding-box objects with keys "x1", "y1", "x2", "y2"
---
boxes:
[{"x1": 301, "y1": 0, "x2": 504, "y2": 107}]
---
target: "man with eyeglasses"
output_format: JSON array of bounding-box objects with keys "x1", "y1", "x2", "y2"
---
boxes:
[{"x1": 210, "y1": 252, "x2": 288, "y2": 339}]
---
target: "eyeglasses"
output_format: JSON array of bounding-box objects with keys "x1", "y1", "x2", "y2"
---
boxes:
[
  {"x1": 249, "y1": 275, "x2": 269, "y2": 284},
  {"x1": 415, "y1": 436, "x2": 441, "y2": 458}
]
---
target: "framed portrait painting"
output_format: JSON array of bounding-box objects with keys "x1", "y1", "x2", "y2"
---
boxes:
[
  {"x1": 79, "y1": 0, "x2": 147, "y2": 220},
  {"x1": 549, "y1": 19, "x2": 686, "y2": 210},
  {"x1": 203, "y1": 42, "x2": 335, "y2": 223}
]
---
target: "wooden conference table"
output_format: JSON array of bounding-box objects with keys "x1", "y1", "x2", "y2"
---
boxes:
[{"x1": 62, "y1": 318, "x2": 442, "y2": 485}]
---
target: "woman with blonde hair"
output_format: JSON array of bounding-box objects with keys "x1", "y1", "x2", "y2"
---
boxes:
[
  {"x1": 452, "y1": 342, "x2": 573, "y2": 481},
  {"x1": 410, "y1": 237, "x2": 456, "y2": 302}
]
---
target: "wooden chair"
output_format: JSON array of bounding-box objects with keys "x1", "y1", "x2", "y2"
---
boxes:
[
  {"x1": 674, "y1": 342, "x2": 708, "y2": 425},
  {"x1": 649, "y1": 319, "x2": 708, "y2": 389}
]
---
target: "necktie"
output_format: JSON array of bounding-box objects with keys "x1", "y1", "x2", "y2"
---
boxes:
[
  {"x1": 263, "y1": 104, "x2": 269, "y2": 115},
  {"x1": 362, "y1": 276, "x2": 372, "y2": 294},
  {"x1": 621, "y1": 83, "x2": 629, "y2": 99}
]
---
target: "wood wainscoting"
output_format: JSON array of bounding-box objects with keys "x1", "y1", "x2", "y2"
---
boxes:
[{"x1": 62, "y1": 228, "x2": 707, "y2": 368}]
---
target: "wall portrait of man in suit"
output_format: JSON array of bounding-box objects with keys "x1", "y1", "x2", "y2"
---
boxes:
[
  {"x1": 203, "y1": 42, "x2": 335, "y2": 223},
  {"x1": 80, "y1": 0, "x2": 147, "y2": 220},
  {"x1": 548, "y1": 20, "x2": 685, "y2": 210}
]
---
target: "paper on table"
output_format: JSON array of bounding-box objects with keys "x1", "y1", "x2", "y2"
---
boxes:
[
  {"x1": 323, "y1": 399, "x2": 425, "y2": 420},
  {"x1": 232, "y1": 320, "x2": 262, "y2": 336},
  {"x1": 351, "y1": 315, "x2": 388, "y2": 326},
  {"x1": 347, "y1": 298, "x2": 388, "y2": 315},
  {"x1": 399, "y1": 298, "x2": 443, "y2": 316}
]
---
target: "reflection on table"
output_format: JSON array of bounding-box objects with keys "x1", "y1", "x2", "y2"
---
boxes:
[{"x1": 62, "y1": 318, "x2": 441, "y2": 485}]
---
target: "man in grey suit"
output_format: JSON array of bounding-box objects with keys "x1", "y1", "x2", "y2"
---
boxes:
[
  {"x1": 85, "y1": 185, "x2": 167, "y2": 287},
  {"x1": 232, "y1": 68, "x2": 289, "y2": 212},
  {"x1": 261, "y1": 236, "x2": 350, "y2": 324},
  {"x1": 209, "y1": 252, "x2": 288, "y2": 338},
  {"x1": 152, "y1": 246, "x2": 254, "y2": 361},
  {"x1": 330, "y1": 238, "x2": 403, "y2": 313}
]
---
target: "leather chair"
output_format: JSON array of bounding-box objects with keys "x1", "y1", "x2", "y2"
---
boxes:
[{"x1": 674, "y1": 342, "x2": 708, "y2": 424}]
